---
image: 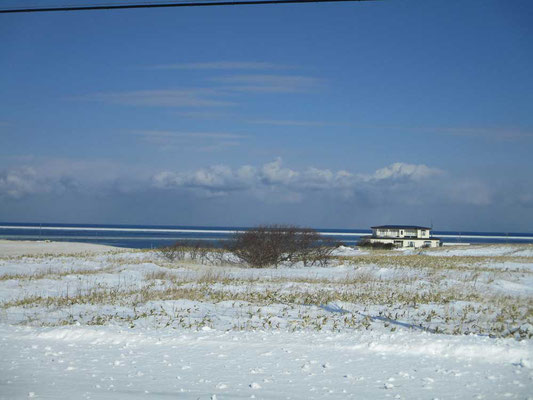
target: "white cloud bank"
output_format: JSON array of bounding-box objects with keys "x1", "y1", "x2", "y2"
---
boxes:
[
  {"x1": 0, "y1": 167, "x2": 43, "y2": 198},
  {"x1": 152, "y1": 158, "x2": 442, "y2": 194},
  {"x1": 370, "y1": 162, "x2": 443, "y2": 181},
  {"x1": 0, "y1": 158, "x2": 510, "y2": 209},
  {"x1": 0, "y1": 159, "x2": 441, "y2": 200},
  {"x1": 3, "y1": 158, "x2": 533, "y2": 230}
]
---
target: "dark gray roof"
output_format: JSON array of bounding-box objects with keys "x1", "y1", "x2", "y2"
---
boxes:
[{"x1": 371, "y1": 225, "x2": 431, "y2": 230}]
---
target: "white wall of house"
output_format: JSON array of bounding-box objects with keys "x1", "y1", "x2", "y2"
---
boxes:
[
  {"x1": 369, "y1": 238, "x2": 440, "y2": 248},
  {"x1": 372, "y1": 228, "x2": 430, "y2": 239},
  {"x1": 417, "y1": 229, "x2": 430, "y2": 238}
]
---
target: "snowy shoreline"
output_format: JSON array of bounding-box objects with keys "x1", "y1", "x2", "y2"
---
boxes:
[{"x1": 0, "y1": 239, "x2": 125, "y2": 257}]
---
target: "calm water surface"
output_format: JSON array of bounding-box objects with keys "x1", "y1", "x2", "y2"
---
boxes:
[{"x1": 1, "y1": 223, "x2": 532, "y2": 249}]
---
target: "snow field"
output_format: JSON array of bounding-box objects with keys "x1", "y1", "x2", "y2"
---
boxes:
[
  {"x1": 0, "y1": 325, "x2": 531, "y2": 400},
  {"x1": 0, "y1": 246, "x2": 532, "y2": 337},
  {"x1": 0, "y1": 243, "x2": 532, "y2": 399}
]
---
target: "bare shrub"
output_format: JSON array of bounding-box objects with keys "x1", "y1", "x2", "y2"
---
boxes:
[
  {"x1": 305, "y1": 238, "x2": 340, "y2": 267},
  {"x1": 186, "y1": 240, "x2": 227, "y2": 265},
  {"x1": 357, "y1": 238, "x2": 395, "y2": 250},
  {"x1": 156, "y1": 242, "x2": 186, "y2": 261},
  {"x1": 195, "y1": 245, "x2": 211, "y2": 264},
  {"x1": 188, "y1": 241, "x2": 202, "y2": 261},
  {"x1": 226, "y1": 225, "x2": 338, "y2": 268}
]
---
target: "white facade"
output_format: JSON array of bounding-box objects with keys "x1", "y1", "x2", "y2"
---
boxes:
[
  {"x1": 366, "y1": 225, "x2": 441, "y2": 248},
  {"x1": 368, "y1": 237, "x2": 440, "y2": 248},
  {"x1": 372, "y1": 227, "x2": 430, "y2": 239}
]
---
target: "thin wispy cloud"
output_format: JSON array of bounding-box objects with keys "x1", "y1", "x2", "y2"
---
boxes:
[
  {"x1": 130, "y1": 130, "x2": 247, "y2": 150},
  {"x1": 248, "y1": 119, "x2": 336, "y2": 127},
  {"x1": 304, "y1": 123, "x2": 533, "y2": 143},
  {"x1": 82, "y1": 64, "x2": 322, "y2": 111},
  {"x1": 132, "y1": 130, "x2": 246, "y2": 140},
  {"x1": 175, "y1": 111, "x2": 232, "y2": 119},
  {"x1": 432, "y1": 127, "x2": 533, "y2": 141},
  {"x1": 147, "y1": 61, "x2": 292, "y2": 70},
  {"x1": 212, "y1": 74, "x2": 322, "y2": 93},
  {"x1": 197, "y1": 141, "x2": 242, "y2": 153},
  {"x1": 83, "y1": 89, "x2": 235, "y2": 108},
  {"x1": 363, "y1": 125, "x2": 533, "y2": 142}
]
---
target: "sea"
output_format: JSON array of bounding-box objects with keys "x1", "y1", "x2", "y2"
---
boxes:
[{"x1": 0, "y1": 222, "x2": 532, "y2": 249}]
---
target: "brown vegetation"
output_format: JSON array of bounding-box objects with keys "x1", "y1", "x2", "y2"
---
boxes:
[{"x1": 225, "y1": 225, "x2": 339, "y2": 267}]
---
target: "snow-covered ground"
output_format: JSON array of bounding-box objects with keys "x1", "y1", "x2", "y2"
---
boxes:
[
  {"x1": 0, "y1": 240, "x2": 121, "y2": 257},
  {"x1": 0, "y1": 242, "x2": 532, "y2": 399},
  {"x1": 1, "y1": 325, "x2": 531, "y2": 400},
  {"x1": 420, "y1": 245, "x2": 533, "y2": 258}
]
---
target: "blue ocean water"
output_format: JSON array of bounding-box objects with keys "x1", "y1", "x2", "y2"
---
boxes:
[{"x1": 0, "y1": 222, "x2": 532, "y2": 249}]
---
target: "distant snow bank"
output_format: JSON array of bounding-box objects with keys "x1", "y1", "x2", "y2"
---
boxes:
[
  {"x1": 334, "y1": 244, "x2": 533, "y2": 258},
  {"x1": 422, "y1": 245, "x2": 533, "y2": 257},
  {"x1": 330, "y1": 245, "x2": 367, "y2": 256},
  {"x1": 0, "y1": 240, "x2": 126, "y2": 256},
  {"x1": 2, "y1": 240, "x2": 532, "y2": 259}
]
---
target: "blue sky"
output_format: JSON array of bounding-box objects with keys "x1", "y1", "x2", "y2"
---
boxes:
[{"x1": 1, "y1": 0, "x2": 532, "y2": 231}]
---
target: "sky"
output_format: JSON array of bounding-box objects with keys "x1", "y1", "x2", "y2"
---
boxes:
[{"x1": 1, "y1": 0, "x2": 532, "y2": 231}]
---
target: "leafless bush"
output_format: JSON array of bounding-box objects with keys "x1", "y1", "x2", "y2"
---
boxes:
[
  {"x1": 157, "y1": 240, "x2": 227, "y2": 264},
  {"x1": 189, "y1": 241, "x2": 226, "y2": 265},
  {"x1": 188, "y1": 241, "x2": 203, "y2": 261},
  {"x1": 226, "y1": 225, "x2": 338, "y2": 268},
  {"x1": 305, "y1": 238, "x2": 340, "y2": 267},
  {"x1": 156, "y1": 242, "x2": 186, "y2": 261},
  {"x1": 195, "y1": 245, "x2": 211, "y2": 264},
  {"x1": 357, "y1": 238, "x2": 395, "y2": 250}
]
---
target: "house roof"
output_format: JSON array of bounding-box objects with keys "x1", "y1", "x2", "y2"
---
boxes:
[{"x1": 371, "y1": 225, "x2": 431, "y2": 230}]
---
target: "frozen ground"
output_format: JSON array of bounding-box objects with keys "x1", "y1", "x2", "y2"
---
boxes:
[
  {"x1": 0, "y1": 240, "x2": 122, "y2": 257},
  {"x1": 1, "y1": 325, "x2": 531, "y2": 400},
  {"x1": 0, "y1": 241, "x2": 532, "y2": 399}
]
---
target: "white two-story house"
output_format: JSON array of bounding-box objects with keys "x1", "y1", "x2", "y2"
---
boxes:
[{"x1": 365, "y1": 225, "x2": 441, "y2": 248}]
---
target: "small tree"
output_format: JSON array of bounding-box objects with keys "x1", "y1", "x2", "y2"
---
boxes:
[{"x1": 226, "y1": 225, "x2": 337, "y2": 268}]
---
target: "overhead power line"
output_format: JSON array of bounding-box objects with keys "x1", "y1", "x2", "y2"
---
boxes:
[{"x1": 0, "y1": 0, "x2": 377, "y2": 14}]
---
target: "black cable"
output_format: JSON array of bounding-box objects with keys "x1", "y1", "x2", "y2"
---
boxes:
[{"x1": 0, "y1": 0, "x2": 377, "y2": 14}]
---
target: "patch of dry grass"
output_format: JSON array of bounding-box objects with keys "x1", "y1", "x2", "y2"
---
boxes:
[
  {"x1": 0, "y1": 266, "x2": 116, "y2": 281},
  {"x1": 1, "y1": 245, "x2": 531, "y2": 338},
  {"x1": 338, "y1": 254, "x2": 533, "y2": 273}
]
